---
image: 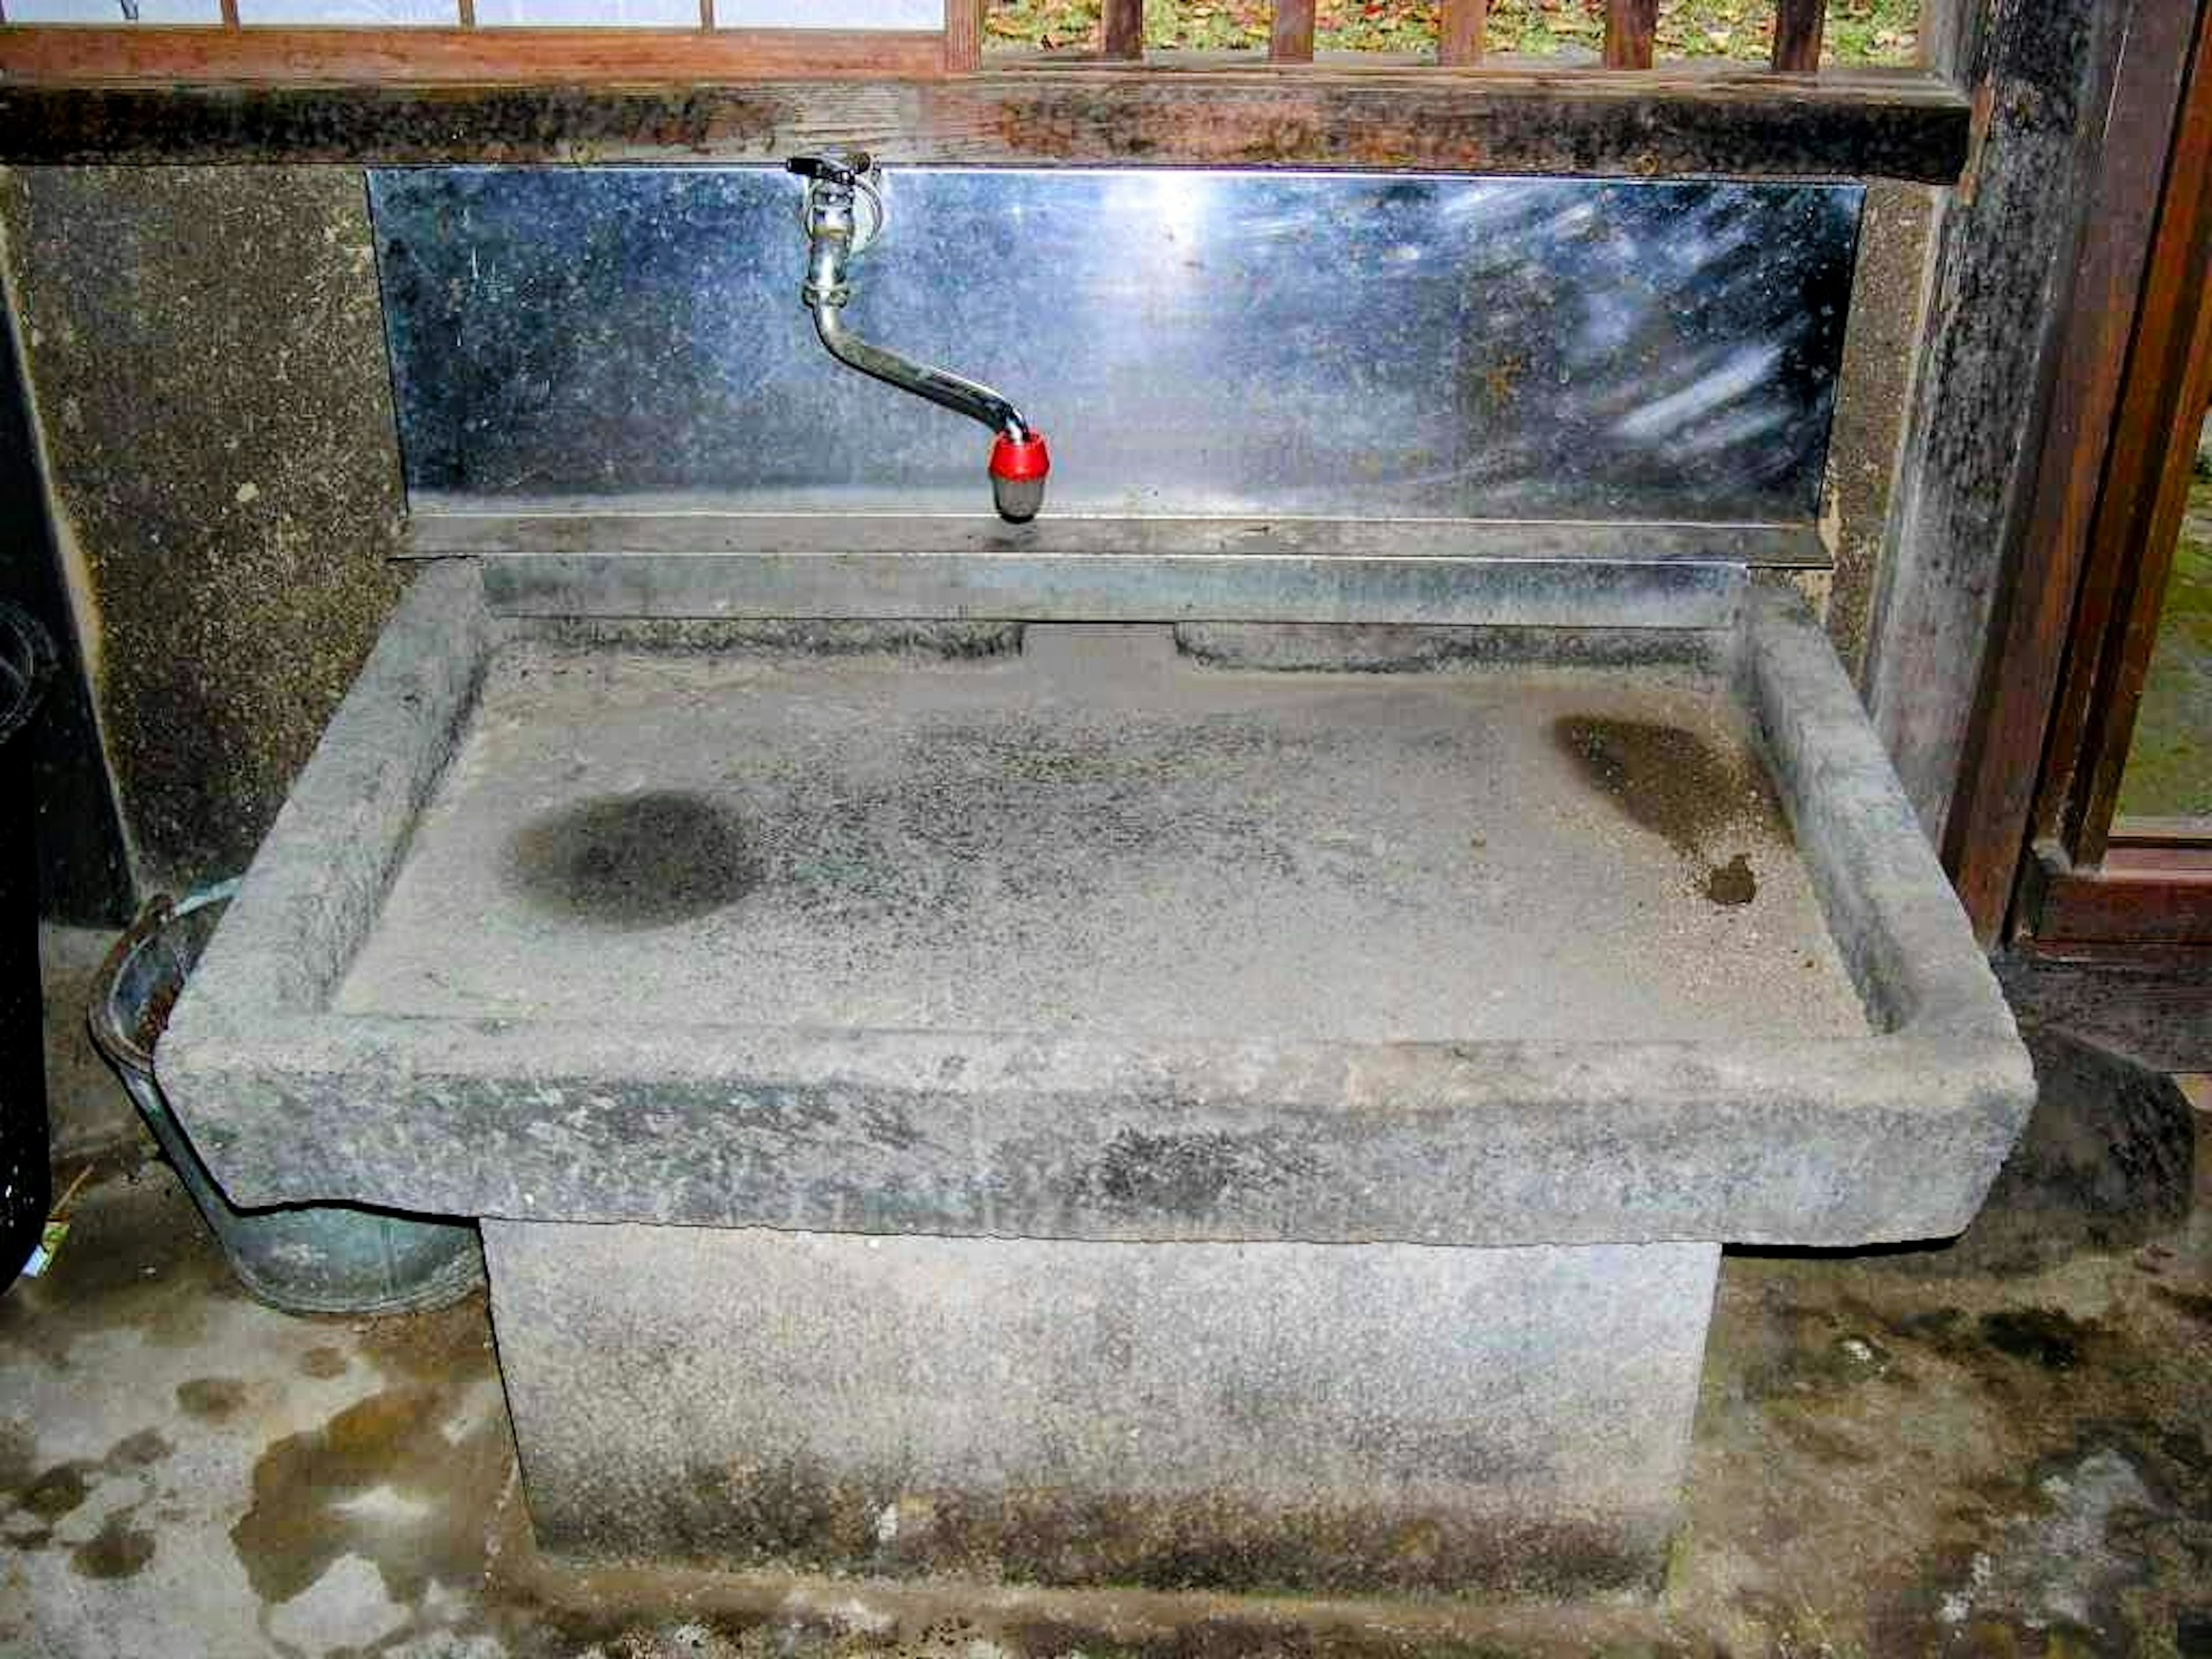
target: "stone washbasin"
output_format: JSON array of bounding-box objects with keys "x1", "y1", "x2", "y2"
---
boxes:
[{"x1": 160, "y1": 558, "x2": 2033, "y2": 1598}]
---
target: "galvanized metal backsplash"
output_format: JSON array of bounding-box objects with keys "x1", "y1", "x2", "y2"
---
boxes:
[{"x1": 370, "y1": 167, "x2": 1862, "y2": 524}]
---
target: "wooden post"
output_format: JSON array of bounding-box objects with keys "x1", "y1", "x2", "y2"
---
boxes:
[
  {"x1": 1440, "y1": 0, "x2": 1486, "y2": 66},
  {"x1": 1271, "y1": 0, "x2": 1316, "y2": 63},
  {"x1": 1603, "y1": 0, "x2": 1656, "y2": 67},
  {"x1": 1771, "y1": 0, "x2": 1825, "y2": 71},
  {"x1": 944, "y1": 0, "x2": 982, "y2": 71},
  {"x1": 1102, "y1": 0, "x2": 1144, "y2": 59}
]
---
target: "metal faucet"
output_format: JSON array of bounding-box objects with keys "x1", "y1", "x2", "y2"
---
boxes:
[{"x1": 787, "y1": 153, "x2": 1051, "y2": 524}]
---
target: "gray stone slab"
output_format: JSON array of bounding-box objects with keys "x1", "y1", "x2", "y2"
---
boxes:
[
  {"x1": 160, "y1": 564, "x2": 2033, "y2": 1251},
  {"x1": 485, "y1": 1218, "x2": 1717, "y2": 1597}
]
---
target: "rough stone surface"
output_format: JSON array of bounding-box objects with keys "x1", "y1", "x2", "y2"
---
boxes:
[
  {"x1": 0, "y1": 165, "x2": 407, "y2": 892},
  {"x1": 340, "y1": 621, "x2": 1862, "y2": 1044},
  {"x1": 1823, "y1": 180, "x2": 1938, "y2": 681},
  {"x1": 485, "y1": 1218, "x2": 1716, "y2": 1596},
  {"x1": 1872, "y1": 1025, "x2": 2198, "y2": 1277},
  {"x1": 160, "y1": 570, "x2": 2034, "y2": 1251}
]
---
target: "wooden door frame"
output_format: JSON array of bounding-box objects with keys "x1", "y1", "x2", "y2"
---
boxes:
[{"x1": 1945, "y1": 0, "x2": 2212, "y2": 961}]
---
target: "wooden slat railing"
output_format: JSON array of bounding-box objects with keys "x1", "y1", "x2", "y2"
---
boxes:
[
  {"x1": 1269, "y1": 0, "x2": 1315, "y2": 63},
  {"x1": 1101, "y1": 0, "x2": 1145, "y2": 61},
  {"x1": 1439, "y1": 0, "x2": 1486, "y2": 66},
  {"x1": 1603, "y1": 0, "x2": 1658, "y2": 69},
  {"x1": 0, "y1": 3, "x2": 1859, "y2": 79},
  {"x1": 1771, "y1": 0, "x2": 1826, "y2": 70}
]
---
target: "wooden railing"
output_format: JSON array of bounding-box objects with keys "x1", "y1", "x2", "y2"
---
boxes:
[
  {"x1": 1087, "y1": 0, "x2": 1834, "y2": 72},
  {"x1": 0, "y1": 0, "x2": 1859, "y2": 81}
]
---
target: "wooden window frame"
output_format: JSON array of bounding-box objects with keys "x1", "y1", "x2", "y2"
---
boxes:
[{"x1": 1946, "y1": 0, "x2": 2212, "y2": 963}]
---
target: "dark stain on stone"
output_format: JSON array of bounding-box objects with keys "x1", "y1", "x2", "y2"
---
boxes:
[
  {"x1": 1079, "y1": 1128, "x2": 1313, "y2": 1219},
  {"x1": 609, "y1": 1450, "x2": 1661, "y2": 1600},
  {"x1": 231, "y1": 1382, "x2": 512, "y2": 1608},
  {"x1": 2153, "y1": 1285, "x2": 2212, "y2": 1325},
  {"x1": 0, "y1": 1418, "x2": 36, "y2": 1495},
  {"x1": 21, "y1": 1463, "x2": 90, "y2": 1521},
  {"x1": 108, "y1": 1428, "x2": 171, "y2": 1468},
  {"x1": 355, "y1": 1288, "x2": 493, "y2": 1385},
  {"x1": 300, "y1": 1345, "x2": 350, "y2": 1380},
  {"x1": 1979, "y1": 1308, "x2": 2097, "y2": 1371},
  {"x1": 1555, "y1": 715, "x2": 1763, "y2": 860},
  {"x1": 70, "y1": 1511, "x2": 156, "y2": 1580},
  {"x1": 1704, "y1": 853, "x2": 1758, "y2": 906},
  {"x1": 1003, "y1": 1616, "x2": 1552, "y2": 1659},
  {"x1": 177, "y1": 1377, "x2": 249, "y2": 1422},
  {"x1": 69, "y1": 1521, "x2": 156, "y2": 1584},
  {"x1": 1554, "y1": 714, "x2": 1786, "y2": 905},
  {"x1": 505, "y1": 790, "x2": 760, "y2": 928}
]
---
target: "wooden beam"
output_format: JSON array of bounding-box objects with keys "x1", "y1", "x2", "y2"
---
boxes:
[
  {"x1": 944, "y1": 0, "x2": 981, "y2": 73},
  {"x1": 2023, "y1": 843, "x2": 2212, "y2": 953},
  {"x1": 1439, "y1": 0, "x2": 1486, "y2": 67},
  {"x1": 1603, "y1": 0, "x2": 1656, "y2": 69},
  {"x1": 1771, "y1": 0, "x2": 1824, "y2": 71},
  {"x1": 1271, "y1": 0, "x2": 1315, "y2": 63},
  {"x1": 1865, "y1": 0, "x2": 2145, "y2": 850},
  {"x1": 2056, "y1": 56, "x2": 2212, "y2": 866},
  {"x1": 1100, "y1": 0, "x2": 1143, "y2": 60},
  {"x1": 0, "y1": 66, "x2": 1974, "y2": 181},
  {"x1": 0, "y1": 26, "x2": 953, "y2": 82},
  {"x1": 1938, "y1": 0, "x2": 2200, "y2": 940}
]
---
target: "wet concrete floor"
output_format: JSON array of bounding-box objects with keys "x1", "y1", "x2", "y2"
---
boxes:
[{"x1": 1, "y1": 1127, "x2": 2208, "y2": 1658}]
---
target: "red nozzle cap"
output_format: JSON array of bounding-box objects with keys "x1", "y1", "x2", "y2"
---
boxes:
[{"x1": 989, "y1": 431, "x2": 1050, "y2": 483}]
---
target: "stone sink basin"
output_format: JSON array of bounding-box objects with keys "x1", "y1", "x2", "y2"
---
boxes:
[{"x1": 161, "y1": 558, "x2": 2033, "y2": 1599}]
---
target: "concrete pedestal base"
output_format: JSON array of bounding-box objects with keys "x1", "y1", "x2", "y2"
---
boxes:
[{"x1": 484, "y1": 1220, "x2": 1717, "y2": 1598}]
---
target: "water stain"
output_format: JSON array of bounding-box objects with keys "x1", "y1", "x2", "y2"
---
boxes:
[
  {"x1": 108, "y1": 1428, "x2": 171, "y2": 1467},
  {"x1": 299, "y1": 1345, "x2": 349, "y2": 1380},
  {"x1": 1979, "y1": 1308, "x2": 2099, "y2": 1372},
  {"x1": 355, "y1": 1289, "x2": 493, "y2": 1385},
  {"x1": 231, "y1": 1382, "x2": 512, "y2": 1610},
  {"x1": 21, "y1": 1463, "x2": 90, "y2": 1520},
  {"x1": 1553, "y1": 715, "x2": 1783, "y2": 907},
  {"x1": 177, "y1": 1376, "x2": 249, "y2": 1422},
  {"x1": 1704, "y1": 853, "x2": 1759, "y2": 906},
  {"x1": 504, "y1": 790, "x2": 760, "y2": 928},
  {"x1": 70, "y1": 1510, "x2": 155, "y2": 1580},
  {"x1": 0, "y1": 1167, "x2": 239, "y2": 1370}
]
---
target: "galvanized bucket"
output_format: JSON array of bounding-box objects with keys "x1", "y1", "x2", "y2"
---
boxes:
[
  {"x1": 89, "y1": 885, "x2": 483, "y2": 1316},
  {"x1": 0, "y1": 601, "x2": 55, "y2": 1287}
]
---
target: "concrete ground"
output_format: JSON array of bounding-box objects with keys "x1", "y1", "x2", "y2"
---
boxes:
[{"x1": 5, "y1": 935, "x2": 2211, "y2": 1658}]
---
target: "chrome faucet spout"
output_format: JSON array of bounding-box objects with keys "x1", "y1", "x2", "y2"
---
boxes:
[
  {"x1": 787, "y1": 153, "x2": 1050, "y2": 522},
  {"x1": 807, "y1": 302, "x2": 1032, "y2": 445}
]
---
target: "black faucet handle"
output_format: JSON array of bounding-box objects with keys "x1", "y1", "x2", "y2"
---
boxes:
[{"x1": 787, "y1": 153, "x2": 873, "y2": 189}]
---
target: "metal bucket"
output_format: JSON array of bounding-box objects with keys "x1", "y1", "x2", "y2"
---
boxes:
[
  {"x1": 89, "y1": 885, "x2": 482, "y2": 1316},
  {"x1": 0, "y1": 602, "x2": 56, "y2": 1287}
]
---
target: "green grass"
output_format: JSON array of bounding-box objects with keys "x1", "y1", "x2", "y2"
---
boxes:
[
  {"x1": 2115, "y1": 479, "x2": 2212, "y2": 822},
  {"x1": 985, "y1": 0, "x2": 1922, "y2": 62}
]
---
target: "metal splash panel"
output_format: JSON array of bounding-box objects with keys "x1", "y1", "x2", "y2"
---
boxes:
[{"x1": 370, "y1": 166, "x2": 1862, "y2": 523}]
